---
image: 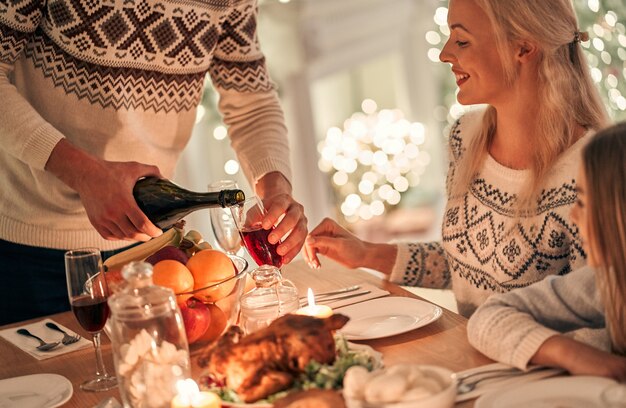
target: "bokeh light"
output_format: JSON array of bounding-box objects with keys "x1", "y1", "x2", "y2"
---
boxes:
[{"x1": 318, "y1": 103, "x2": 430, "y2": 223}]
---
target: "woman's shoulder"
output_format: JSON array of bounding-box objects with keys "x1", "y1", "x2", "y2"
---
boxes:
[
  {"x1": 549, "y1": 128, "x2": 596, "y2": 177},
  {"x1": 447, "y1": 107, "x2": 487, "y2": 160}
]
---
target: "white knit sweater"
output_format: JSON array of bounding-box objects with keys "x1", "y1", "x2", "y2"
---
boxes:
[
  {"x1": 0, "y1": 0, "x2": 291, "y2": 250},
  {"x1": 389, "y1": 110, "x2": 589, "y2": 317},
  {"x1": 467, "y1": 266, "x2": 607, "y2": 369}
]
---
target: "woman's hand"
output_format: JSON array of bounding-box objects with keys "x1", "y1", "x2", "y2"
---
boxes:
[
  {"x1": 304, "y1": 218, "x2": 396, "y2": 274},
  {"x1": 532, "y1": 335, "x2": 626, "y2": 382},
  {"x1": 255, "y1": 172, "x2": 307, "y2": 265},
  {"x1": 46, "y1": 139, "x2": 164, "y2": 241}
]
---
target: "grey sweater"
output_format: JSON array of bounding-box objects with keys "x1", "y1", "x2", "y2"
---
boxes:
[{"x1": 467, "y1": 266, "x2": 608, "y2": 369}]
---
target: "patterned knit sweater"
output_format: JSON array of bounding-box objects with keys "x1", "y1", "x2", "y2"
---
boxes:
[
  {"x1": 389, "y1": 110, "x2": 589, "y2": 317},
  {"x1": 0, "y1": 0, "x2": 291, "y2": 250}
]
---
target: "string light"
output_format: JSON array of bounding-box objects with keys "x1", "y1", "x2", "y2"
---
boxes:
[{"x1": 318, "y1": 102, "x2": 429, "y2": 223}]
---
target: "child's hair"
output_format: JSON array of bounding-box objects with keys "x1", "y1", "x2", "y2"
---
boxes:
[
  {"x1": 582, "y1": 122, "x2": 626, "y2": 355},
  {"x1": 453, "y1": 0, "x2": 609, "y2": 210}
]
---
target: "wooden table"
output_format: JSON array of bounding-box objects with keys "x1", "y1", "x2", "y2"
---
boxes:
[{"x1": 0, "y1": 259, "x2": 491, "y2": 407}]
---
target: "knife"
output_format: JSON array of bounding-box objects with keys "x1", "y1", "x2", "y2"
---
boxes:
[
  {"x1": 301, "y1": 290, "x2": 372, "y2": 306},
  {"x1": 298, "y1": 285, "x2": 361, "y2": 301}
]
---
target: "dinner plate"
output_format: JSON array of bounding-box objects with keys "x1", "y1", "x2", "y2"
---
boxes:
[
  {"x1": 335, "y1": 296, "x2": 443, "y2": 340},
  {"x1": 0, "y1": 373, "x2": 73, "y2": 408},
  {"x1": 475, "y1": 376, "x2": 617, "y2": 408}
]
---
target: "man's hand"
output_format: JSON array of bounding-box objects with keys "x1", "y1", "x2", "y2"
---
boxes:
[
  {"x1": 46, "y1": 139, "x2": 164, "y2": 241},
  {"x1": 255, "y1": 172, "x2": 307, "y2": 264}
]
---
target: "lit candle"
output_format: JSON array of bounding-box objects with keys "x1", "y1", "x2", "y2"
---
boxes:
[
  {"x1": 296, "y1": 288, "x2": 333, "y2": 318},
  {"x1": 171, "y1": 379, "x2": 221, "y2": 408}
]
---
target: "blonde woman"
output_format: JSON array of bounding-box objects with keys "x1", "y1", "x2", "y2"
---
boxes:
[
  {"x1": 467, "y1": 123, "x2": 626, "y2": 380},
  {"x1": 304, "y1": 0, "x2": 608, "y2": 317}
]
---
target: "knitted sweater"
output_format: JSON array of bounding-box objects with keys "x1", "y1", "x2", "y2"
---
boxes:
[
  {"x1": 0, "y1": 0, "x2": 291, "y2": 251},
  {"x1": 466, "y1": 266, "x2": 607, "y2": 369},
  {"x1": 388, "y1": 110, "x2": 589, "y2": 317}
]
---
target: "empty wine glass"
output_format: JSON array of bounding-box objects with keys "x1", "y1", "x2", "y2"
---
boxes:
[
  {"x1": 208, "y1": 180, "x2": 242, "y2": 255},
  {"x1": 65, "y1": 248, "x2": 117, "y2": 392},
  {"x1": 231, "y1": 196, "x2": 283, "y2": 268}
]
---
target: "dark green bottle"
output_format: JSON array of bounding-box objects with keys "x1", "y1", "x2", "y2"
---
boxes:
[{"x1": 133, "y1": 177, "x2": 245, "y2": 229}]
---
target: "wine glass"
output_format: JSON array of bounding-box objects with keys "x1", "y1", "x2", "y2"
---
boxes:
[
  {"x1": 231, "y1": 196, "x2": 283, "y2": 268},
  {"x1": 64, "y1": 248, "x2": 117, "y2": 392},
  {"x1": 208, "y1": 180, "x2": 242, "y2": 255}
]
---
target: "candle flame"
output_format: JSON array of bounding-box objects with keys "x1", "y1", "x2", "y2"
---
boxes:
[
  {"x1": 307, "y1": 288, "x2": 316, "y2": 307},
  {"x1": 175, "y1": 378, "x2": 200, "y2": 405}
]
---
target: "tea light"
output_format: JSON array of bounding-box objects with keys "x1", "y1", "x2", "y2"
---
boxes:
[
  {"x1": 296, "y1": 288, "x2": 333, "y2": 318},
  {"x1": 171, "y1": 379, "x2": 220, "y2": 408}
]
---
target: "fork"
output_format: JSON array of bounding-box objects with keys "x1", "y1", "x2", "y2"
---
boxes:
[
  {"x1": 45, "y1": 322, "x2": 81, "y2": 345},
  {"x1": 457, "y1": 367, "x2": 551, "y2": 394},
  {"x1": 16, "y1": 328, "x2": 61, "y2": 351}
]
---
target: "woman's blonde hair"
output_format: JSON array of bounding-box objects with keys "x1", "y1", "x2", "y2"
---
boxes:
[
  {"x1": 583, "y1": 123, "x2": 626, "y2": 355},
  {"x1": 454, "y1": 0, "x2": 609, "y2": 209}
]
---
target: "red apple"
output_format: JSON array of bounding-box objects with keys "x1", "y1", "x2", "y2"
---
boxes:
[
  {"x1": 179, "y1": 297, "x2": 211, "y2": 344},
  {"x1": 145, "y1": 245, "x2": 189, "y2": 265}
]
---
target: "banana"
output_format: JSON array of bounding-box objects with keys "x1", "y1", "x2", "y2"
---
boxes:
[{"x1": 103, "y1": 222, "x2": 184, "y2": 272}]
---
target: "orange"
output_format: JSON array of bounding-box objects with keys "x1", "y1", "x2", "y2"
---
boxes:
[
  {"x1": 186, "y1": 250, "x2": 236, "y2": 302},
  {"x1": 195, "y1": 304, "x2": 228, "y2": 344},
  {"x1": 152, "y1": 260, "x2": 195, "y2": 302},
  {"x1": 104, "y1": 267, "x2": 125, "y2": 294}
]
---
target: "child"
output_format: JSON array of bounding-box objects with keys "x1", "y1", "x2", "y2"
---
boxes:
[{"x1": 467, "y1": 123, "x2": 626, "y2": 381}]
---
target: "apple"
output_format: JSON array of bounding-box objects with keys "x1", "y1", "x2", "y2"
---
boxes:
[
  {"x1": 179, "y1": 297, "x2": 211, "y2": 344},
  {"x1": 145, "y1": 245, "x2": 189, "y2": 265}
]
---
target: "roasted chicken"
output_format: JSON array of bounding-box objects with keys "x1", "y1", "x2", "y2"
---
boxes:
[{"x1": 199, "y1": 313, "x2": 349, "y2": 402}]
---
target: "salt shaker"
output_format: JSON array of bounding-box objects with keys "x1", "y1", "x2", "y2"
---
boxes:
[
  {"x1": 239, "y1": 266, "x2": 299, "y2": 334},
  {"x1": 107, "y1": 261, "x2": 190, "y2": 408}
]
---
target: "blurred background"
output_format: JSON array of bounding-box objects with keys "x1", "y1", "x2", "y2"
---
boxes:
[{"x1": 175, "y1": 0, "x2": 626, "y2": 271}]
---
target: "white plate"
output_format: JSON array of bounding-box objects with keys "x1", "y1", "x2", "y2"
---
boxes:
[
  {"x1": 0, "y1": 373, "x2": 73, "y2": 408},
  {"x1": 335, "y1": 297, "x2": 443, "y2": 340},
  {"x1": 475, "y1": 376, "x2": 617, "y2": 408}
]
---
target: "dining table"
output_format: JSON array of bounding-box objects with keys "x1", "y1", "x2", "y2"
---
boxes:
[{"x1": 0, "y1": 257, "x2": 492, "y2": 407}]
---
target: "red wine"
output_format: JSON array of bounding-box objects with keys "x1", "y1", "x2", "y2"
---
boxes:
[
  {"x1": 240, "y1": 225, "x2": 283, "y2": 267},
  {"x1": 72, "y1": 295, "x2": 110, "y2": 333},
  {"x1": 133, "y1": 177, "x2": 245, "y2": 229}
]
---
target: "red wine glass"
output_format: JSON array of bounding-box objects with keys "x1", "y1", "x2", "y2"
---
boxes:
[
  {"x1": 64, "y1": 248, "x2": 117, "y2": 392},
  {"x1": 231, "y1": 196, "x2": 283, "y2": 268}
]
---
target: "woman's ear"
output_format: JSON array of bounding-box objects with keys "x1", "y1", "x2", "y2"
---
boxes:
[{"x1": 516, "y1": 40, "x2": 539, "y2": 63}]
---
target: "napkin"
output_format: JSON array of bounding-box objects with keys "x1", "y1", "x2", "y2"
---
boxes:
[
  {"x1": 317, "y1": 283, "x2": 390, "y2": 309},
  {"x1": 454, "y1": 362, "x2": 565, "y2": 402},
  {"x1": 0, "y1": 318, "x2": 91, "y2": 360}
]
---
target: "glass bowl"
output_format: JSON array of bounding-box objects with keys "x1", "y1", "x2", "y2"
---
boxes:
[{"x1": 175, "y1": 254, "x2": 249, "y2": 328}]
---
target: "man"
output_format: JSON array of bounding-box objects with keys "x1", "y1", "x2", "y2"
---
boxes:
[{"x1": 0, "y1": 0, "x2": 306, "y2": 324}]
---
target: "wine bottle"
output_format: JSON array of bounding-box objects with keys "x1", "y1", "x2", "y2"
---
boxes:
[{"x1": 133, "y1": 177, "x2": 245, "y2": 229}]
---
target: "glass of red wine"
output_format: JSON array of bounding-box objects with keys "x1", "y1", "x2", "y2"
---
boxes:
[
  {"x1": 231, "y1": 196, "x2": 283, "y2": 268},
  {"x1": 64, "y1": 248, "x2": 117, "y2": 392}
]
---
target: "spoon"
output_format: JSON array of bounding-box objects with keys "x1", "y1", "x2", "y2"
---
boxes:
[{"x1": 16, "y1": 328, "x2": 61, "y2": 351}]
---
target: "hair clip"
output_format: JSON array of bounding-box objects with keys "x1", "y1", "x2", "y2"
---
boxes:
[{"x1": 573, "y1": 31, "x2": 589, "y2": 43}]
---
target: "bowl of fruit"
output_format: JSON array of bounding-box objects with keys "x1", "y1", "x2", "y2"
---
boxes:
[{"x1": 102, "y1": 224, "x2": 250, "y2": 345}]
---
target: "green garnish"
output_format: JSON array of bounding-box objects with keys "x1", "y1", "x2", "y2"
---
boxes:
[{"x1": 204, "y1": 335, "x2": 379, "y2": 404}]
